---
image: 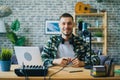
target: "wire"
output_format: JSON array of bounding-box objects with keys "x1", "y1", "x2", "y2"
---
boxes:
[
  {"x1": 21, "y1": 62, "x2": 29, "y2": 80},
  {"x1": 43, "y1": 66, "x2": 48, "y2": 80},
  {"x1": 48, "y1": 56, "x2": 78, "y2": 80},
  {"x1": 48, "y1": 66, "x2": 65, "y2": 80}
]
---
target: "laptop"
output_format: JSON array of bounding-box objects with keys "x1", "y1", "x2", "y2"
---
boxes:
[{"x1": 14, "y1": 46, "x2": 43, "y2": 66}]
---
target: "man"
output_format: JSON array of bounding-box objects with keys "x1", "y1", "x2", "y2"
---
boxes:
[{"x1": 41, "y1": 13, "x2": 100, "y2": 67}]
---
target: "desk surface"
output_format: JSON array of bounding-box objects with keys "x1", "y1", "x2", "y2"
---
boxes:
[{"x1": 0, "y1": 65, "x2": 120, "y2": 80}]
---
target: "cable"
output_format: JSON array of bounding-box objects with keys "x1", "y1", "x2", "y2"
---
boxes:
[
  {"x1": 43, "y1": 66, "x2": 48, "y2": 80},
  {"x1": 48, "y1": 56, "x2": 78, "y2": 80},
  {"x1": 21, "y1": 62, "x2": 29, "y2": 80},
  {"x1": 48, "y1": 66, "x2": 65, "y2": 80}
]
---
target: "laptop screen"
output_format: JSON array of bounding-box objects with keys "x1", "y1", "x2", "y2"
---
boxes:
[{"x1": 14, "y1": 46, "x2": 43, "y2": 66}]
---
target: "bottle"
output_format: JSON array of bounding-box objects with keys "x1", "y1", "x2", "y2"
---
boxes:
[{"x1": 96, "y1": 20, "x2": 99, "y2": 27}]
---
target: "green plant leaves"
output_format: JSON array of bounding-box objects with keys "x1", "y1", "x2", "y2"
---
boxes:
[
  {"x1": 16, "y1": 36, "x2": 25, "y2": 46},
  {"x1": 0, "y1": 48, "x2": 12, "y2": 61},
  {"x1": 11, "y1": 19, "x2": 20, "y2": 31},
  {"x1": 6, "y1": 31, "x2": 17, "y2": 44},
  {"x1": 6, "y1": 19, "x2": 26, "y2": 46}
]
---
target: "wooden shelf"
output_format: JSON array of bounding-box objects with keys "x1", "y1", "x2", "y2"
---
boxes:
[
  {"x1": 73, "y1": 12, "x2": 107, "y2": 55},
  {"x1": 74, "y1": 13, "x2": 105, "y2": 16},
  {"x1": 88, "y1": 27, "x2": 104, "y2": 30},
  {"x1": 91, "y1": 41, "x2": 104, "y2": 44}
]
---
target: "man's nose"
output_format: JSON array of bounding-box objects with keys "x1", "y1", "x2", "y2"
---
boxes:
[{"x1": 64, "y1": 24, "x2": 69, "y2": 28}]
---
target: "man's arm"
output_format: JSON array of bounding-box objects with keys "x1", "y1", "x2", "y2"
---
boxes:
[
  {"x1": 41, "y1": 35, "x2": 60, "y2": 67},
  {"x1": 73, "y1": 36, "x2": 100, "y2": 66},
  {"x1": 84, "y1": 50, "x2": 100, "y2": 66}
]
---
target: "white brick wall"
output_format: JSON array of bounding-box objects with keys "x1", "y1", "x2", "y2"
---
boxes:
[{"x1": 0, "y1": 0, "x2": 120, "y2": 64}]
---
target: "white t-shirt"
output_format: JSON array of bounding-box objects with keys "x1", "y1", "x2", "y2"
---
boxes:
[{"x1": 57, "y1": 41, "x2": 75, "y2": 58}]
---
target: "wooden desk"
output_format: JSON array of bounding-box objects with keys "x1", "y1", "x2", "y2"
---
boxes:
[{"x1": 0, "y1": 65, "x2": 120, "y2": 80}]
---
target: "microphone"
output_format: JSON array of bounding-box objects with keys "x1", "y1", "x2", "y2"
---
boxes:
[{"x1": 78, "y1": 21, "x2": 83, "y2": 31}]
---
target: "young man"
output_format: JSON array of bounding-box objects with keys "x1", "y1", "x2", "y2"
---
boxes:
[{"x1": 41, "y1": 13, "x2": 100, "y2": 67}]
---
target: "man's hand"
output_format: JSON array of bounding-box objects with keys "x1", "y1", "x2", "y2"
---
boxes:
[
  {"x1": 71, "y1": 58, "x2": 85, "y2": 67},
  {"x1": 53, "y1": 57, "x2": 71, "y2": 66},
  {"x1": 53, "y1": 58, "x2": 85, "y2": 67}
]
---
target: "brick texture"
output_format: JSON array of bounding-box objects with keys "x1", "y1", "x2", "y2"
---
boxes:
[{"x1": 0, "y1": 0, "x2": 120, "y2": 64}]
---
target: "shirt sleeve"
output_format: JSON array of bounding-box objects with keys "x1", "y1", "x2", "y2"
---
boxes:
[
  {"x1": 84, "y1": 42, "x2": 100, "y2": 65},
  {"x1": 74, "y1": 36, "x2": 100, "y2": 66},
  {"x1": 41, "y1": 36, "x2": 58, "y2": 67}
]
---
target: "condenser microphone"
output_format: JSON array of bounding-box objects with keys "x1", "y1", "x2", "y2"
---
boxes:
[{"x1": 78, "y1": 21, "x2": 83, "y2": 31}]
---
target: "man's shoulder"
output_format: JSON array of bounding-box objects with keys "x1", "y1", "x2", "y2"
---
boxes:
[
  {"x1": 49, "y1": 35, "x2": 61, "y2": 43},
  {"x1": 73, "y1": 35, "x2": 83, "y2": 41},
  {"x1": 50, "y1": 35, "x2": 61, "y2": 39}
]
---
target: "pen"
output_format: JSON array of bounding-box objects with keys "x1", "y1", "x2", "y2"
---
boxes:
[{"x1": 69, "y1": 70, "x2": 83, "y2": 73}]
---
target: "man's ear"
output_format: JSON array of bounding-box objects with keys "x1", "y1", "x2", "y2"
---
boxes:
[
  {"x1": 72, "y1": 22, "x2": 77, "y2": 35},
  {"x1": 73, "y1": 22, "x2": 76, "y2": 28}
]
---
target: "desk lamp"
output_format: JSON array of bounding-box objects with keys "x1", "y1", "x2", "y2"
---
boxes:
[{"x1": 0, "y1": 6, "x2": 12, "y2": 33}]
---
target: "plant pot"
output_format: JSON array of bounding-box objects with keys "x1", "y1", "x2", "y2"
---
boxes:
[
  {"x1": 0, "y1": 60, "x2": 11, "y2": 71},
  {"x1": 96, "y1": 37, "x2": 102, "y2": 42}
]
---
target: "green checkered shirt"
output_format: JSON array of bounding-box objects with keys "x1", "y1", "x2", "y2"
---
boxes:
[{"x1": 41, "y1": 34, "x2": 100, "y2": 67}]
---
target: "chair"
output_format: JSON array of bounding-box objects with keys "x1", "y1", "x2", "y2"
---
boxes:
[{"x1": 98, "y1": 55, "x2": 114, "y2": 77}]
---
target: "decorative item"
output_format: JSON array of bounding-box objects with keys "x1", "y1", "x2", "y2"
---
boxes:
[
  {"x1": 94, "y1": 32, "x2": 103, "y2": 37},
  {"x1": 0, "y1": 6, "x2": 12, "y2": 33},
  {"x1": 95, "y1": 20, "x2": 99, "y2": 27},
  {"x1": 0, "y1": 6, "x2": 12, "y2": 17},
  {"x1": 96, "y1": 0, "x2": 103, "y2": 3},
  {"x1": 94, "y1": 31, "x2": 103, "y2": 42},
  {"x1": 45, "y1": 21, "x2": 60, "y2": 34},
  {"x1": 0, "y1": 19, "x2": 6, "y2": 33},
  {"x1": 6, "y1": 19, "x2": 26, "y2": 46},
  {"x1": 75, "y1": 2, "x2": 91, "y2": 13},
  {"x1": 78, "y1": 18, "x2": 83, "y2": 31},
  {"x1": 0, "y1": 48, "x2": 13, "y2": 71}
]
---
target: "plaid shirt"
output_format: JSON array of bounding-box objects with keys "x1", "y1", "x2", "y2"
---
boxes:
[{"x1": 41, "y1": 34, "x2": 100, "y2": 67}]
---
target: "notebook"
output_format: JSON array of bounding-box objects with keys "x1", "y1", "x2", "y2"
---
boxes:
[{"x1": 14, "y1": 46, "x2": 43, "y2": 66}]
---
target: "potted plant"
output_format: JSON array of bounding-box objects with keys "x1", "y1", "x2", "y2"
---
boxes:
[
  {"x1": 6, "y1": 19, "x2": 26, "y2": 64},
  {"x1": 96, "y1": 0, "x2": 103, "y2": 3},
  {"x1": 78, "y1": 18, "x2": 83, "y2": 31},
  {"x1": 94, "y1": 31, "x2": 103, "y2": 42},
  {"x1": 6, "y1": 19, "x2": 26, "y2": 46},
  {"x1": 0, "y1": 48, "x2": 13, "y2": 71}
]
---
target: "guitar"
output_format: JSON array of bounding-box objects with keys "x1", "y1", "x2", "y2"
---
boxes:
[{"x1": 75, "y1": 2, "x2": 91, "y2": 13}]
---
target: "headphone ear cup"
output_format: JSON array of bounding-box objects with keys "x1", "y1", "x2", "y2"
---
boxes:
[
  {"x1": 69, "y1": 37, "x2": 74, "y2": 44},
  {"x1": 61, "y1": 38, "x2": 64, "y2": 44},
  {"x1": 69, "y1": 39, "x2": 73, "y2": 44}
]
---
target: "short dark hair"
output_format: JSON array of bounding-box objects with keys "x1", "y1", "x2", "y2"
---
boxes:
[{"x1": 59, "y1": 13, "x2": 73, "y2": 21}]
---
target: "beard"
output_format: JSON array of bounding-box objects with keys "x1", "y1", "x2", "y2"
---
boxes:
[{"x1": 62, "y1": 31, "x2": 72, "y2": 36}]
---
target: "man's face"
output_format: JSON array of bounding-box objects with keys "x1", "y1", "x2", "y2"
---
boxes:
[{"x1": 59, "y1": 17, "x2": 74, "y2": 36}]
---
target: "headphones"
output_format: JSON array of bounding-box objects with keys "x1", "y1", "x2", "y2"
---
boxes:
[{"x1": 60, "y1": 35, "x2": 74, "y2": 44}]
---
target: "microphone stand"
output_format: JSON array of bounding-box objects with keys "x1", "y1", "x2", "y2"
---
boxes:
[
  {"x1": 82, "y1": 30, "x2": 92, "y2": 69},
  {"x1": 84, "y1": 31, "x2": 93, "y2": 69}
]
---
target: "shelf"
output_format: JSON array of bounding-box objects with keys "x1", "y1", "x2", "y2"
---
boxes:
[
  {"x1": 91, "y1": 41, "x2": 104, "y2": 44},
  {"x1": 73, "y1": 12, "x2": 107, "y2": 55},
  {"x1": 88, "y1": 27, "x2": 104, "y2": 30},
  {"x1": 74, "y1": 13, "x2": 105, "y2": 17},
  {"x1": 75, "y1": 27, "x2": 104, "y2": 30}
]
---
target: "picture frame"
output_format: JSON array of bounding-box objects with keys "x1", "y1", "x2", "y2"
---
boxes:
[{"x1": 45, "y1": 21, "x2": 60, "y2": 34}]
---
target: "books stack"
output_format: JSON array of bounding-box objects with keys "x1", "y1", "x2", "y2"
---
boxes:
[
  {"x1": 91, "y1": 65, "x2": 106, "y2": 77},
  {"x1": 114, "y1": 69, "x2": 120, "y2": 77}
]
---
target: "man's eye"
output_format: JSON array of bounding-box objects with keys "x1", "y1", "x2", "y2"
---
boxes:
[
  {"x1": 68, "y1": 22, "x2": 72, "y2": 25},
  {"x1": 62, "y1": 23, "x2": 65, "y2": 25}
]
